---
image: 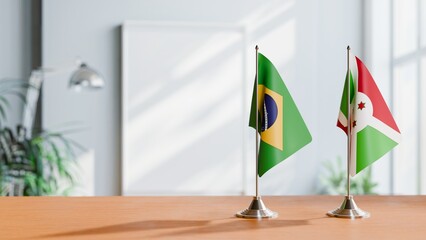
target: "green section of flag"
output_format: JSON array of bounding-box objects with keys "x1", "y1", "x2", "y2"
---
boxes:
[
  {"x1": 339, "y1": 71, "x2": 355, "y2": 118},
  {"x1": 249, "y1": 53, "x2": 312, "y2": 177},
  {"x1": 356, "y1": 126, "x2": 398, "y2": 173}
]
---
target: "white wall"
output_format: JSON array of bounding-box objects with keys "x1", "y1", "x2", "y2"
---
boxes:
[
  {"x1": 0, "y1": 0, "x2": 32, "y2": 127},
  {"x1": 365, "y1": 0, "x2": 426, "y2": 195},
  {"x1": 42, "y1": 0, "x2": 363, "y2": 195}
]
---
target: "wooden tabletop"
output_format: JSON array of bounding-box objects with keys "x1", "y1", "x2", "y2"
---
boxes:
[{"x1": 1, "y1": 196, "x2": 425, "y2": 239}]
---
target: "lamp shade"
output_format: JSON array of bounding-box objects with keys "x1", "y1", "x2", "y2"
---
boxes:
[{"x1": 69, "y1": 63, "x2": 104, "y2": 90}]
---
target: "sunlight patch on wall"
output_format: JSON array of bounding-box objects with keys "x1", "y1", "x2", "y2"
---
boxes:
[{"x1": 393, "y1": 62, "x2": 418, "y2": 195}]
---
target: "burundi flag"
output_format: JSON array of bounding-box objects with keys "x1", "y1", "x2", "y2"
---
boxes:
[
  {"x1": 249, "y1": 53, "x2": 312, "y2": 177},
  {"x1": 337, "y1": 54, "x2": 401, "y2": 176}
]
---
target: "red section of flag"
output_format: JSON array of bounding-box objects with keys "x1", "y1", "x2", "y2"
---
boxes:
[
  {"x1": 355, "y1": 57, "x2": 400, "y2": 133},
  {"x1": 337, "y1": 120, "x2": 347, "y2": 134}
]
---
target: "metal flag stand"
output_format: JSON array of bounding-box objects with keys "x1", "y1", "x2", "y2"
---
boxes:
[
  {"x1": 236, "y1": 45, "x2": 277, "y2": 219},
  {"x1": 326, "y1": 46, "x2": 370, "y2": 219}
]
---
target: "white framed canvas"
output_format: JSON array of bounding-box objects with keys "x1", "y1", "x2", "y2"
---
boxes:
[{"x1": 121, "y1": 21, "x2": 248, "y2": 195}]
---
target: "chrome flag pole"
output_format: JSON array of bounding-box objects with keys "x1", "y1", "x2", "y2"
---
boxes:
[
  {"x1": 327, "y1": 46, "x2": 369, "y2": 219},
  {"x1": 236, "y1": 45, "x2": 277, "y2": 219}
]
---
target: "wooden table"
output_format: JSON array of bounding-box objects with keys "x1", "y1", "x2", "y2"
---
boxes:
[{"x1": 1, "y1": 196, "x2": 425, "y2": 239}]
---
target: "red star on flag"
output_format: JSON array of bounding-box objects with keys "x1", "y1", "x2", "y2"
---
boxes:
[{"x1": 358, "y1": 101, "x2": 366, "y2": 110}]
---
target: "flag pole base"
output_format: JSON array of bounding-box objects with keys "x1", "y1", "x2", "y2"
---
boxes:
[
  {"x1": 326, "y1": 195, "x2": 370, "y2": 219},
  {"x1": 236, "y1": 196, "x2": 278, "y2": 219}
]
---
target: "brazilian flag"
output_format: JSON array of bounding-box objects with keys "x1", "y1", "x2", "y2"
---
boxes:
[{"x1": 249, "y1": 53, "x2": 312, "y2": 176}]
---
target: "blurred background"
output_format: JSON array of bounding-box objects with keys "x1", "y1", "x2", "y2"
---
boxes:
[{"x1": 0, "y1": 0, "x2": 424, "y2": 196}]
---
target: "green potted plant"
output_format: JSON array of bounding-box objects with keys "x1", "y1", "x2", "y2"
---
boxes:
[
  {"x1": 0, "y1": 79, "x2": 81, "y2": 196},
  {"x1": 318, "y1": 156, "x2": 378, "y2": 195}
]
